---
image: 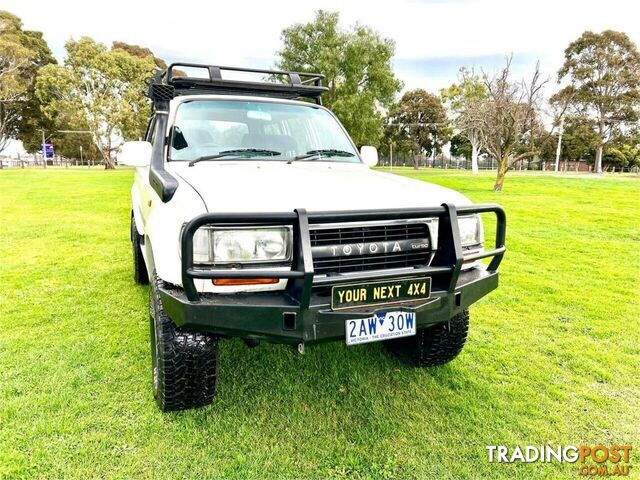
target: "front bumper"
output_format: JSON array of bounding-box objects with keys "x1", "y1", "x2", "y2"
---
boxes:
[
  {"x1": 159, "y1": 267, "x2": 499, "y2": 345},
  {"x1": 162, "y1": 202, "x2": 505, "y2": 346}
]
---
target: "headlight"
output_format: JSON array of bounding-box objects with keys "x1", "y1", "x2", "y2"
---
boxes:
[
  {"x1": 192, "y1": 227, "x2": 213, "y2": 263},
  {"x1": 213, "y1": 228, "x2": 291, "y2": 263},
  {"x1": 184, "y1": 226, "x2": 292, "y2": 264},
  {"x1": 458, "y1": 215, "x2": 483, "y2": 247}
]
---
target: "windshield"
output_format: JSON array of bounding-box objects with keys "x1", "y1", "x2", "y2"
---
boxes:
[{"x1": 169, "y1": 100, "x2": 360, "y2": 163}]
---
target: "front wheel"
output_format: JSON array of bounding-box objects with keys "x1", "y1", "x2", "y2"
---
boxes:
[
  {"x1": 150, "y1": 272, "x2": 219, "y2": 411},
  {"x1": 384, "y1": 310, "x2": 469, "y2": 367}
]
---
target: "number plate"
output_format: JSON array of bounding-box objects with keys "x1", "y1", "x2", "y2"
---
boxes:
[
  {"x1": 331, "y1": 277, "x2": 431, "y2": 310},
  {"x1": 345, "y1": 311, "x2": 416, "y2": 345}
]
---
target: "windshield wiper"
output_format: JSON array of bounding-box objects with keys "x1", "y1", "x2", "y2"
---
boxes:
[
  {"x1": 287, "y1": 149, "x2": 355, "y2": 164},
  {"x1": 188, "y1": 149, "x2": 281, "y2": 166}
]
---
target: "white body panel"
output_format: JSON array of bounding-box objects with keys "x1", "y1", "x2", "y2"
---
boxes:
[
  {"x1": 167, "y1": 161, "x2": 470, "y2": 213},
  {"x1": 131, "y1": 95, "x2": 473, "y2": 293}
]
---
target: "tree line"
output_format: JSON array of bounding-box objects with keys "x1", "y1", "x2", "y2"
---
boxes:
[{"x1": 1, "y1": 9, "x2": 639, "y2": 190}]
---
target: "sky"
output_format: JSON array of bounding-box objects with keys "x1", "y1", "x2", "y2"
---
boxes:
[
  {"x1": 2, "y1": 0, "x2": 639, "y2": 156},
  {"x1": 5, "y1": 0, "x2": 640, "y2": 92}
]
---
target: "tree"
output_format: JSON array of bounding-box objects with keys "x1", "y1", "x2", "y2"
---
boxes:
[
  {"x1": 556, "y1": 30, "x2": 640, "y2": 173},
  {"x1": 0, "y1": 11, "x2": 54, "y2": 154},
  {"x1": 380, "y1": 119, "x2": 417, "y2": 166},
  {"x1": 450, "y1": 133, "x2": 473, "y2": 160},
  {"x1": 36, "y1": 37, "x2": 156, "y2": 168},
  {"x1": 537, "y1": 128, "x2": 559, "y2": 166},
  {"x1": 480, "y1": 57, "x2": 546, "y2": 191},
  {"x1": 386, "y1": 89, "x2": 450, "y2": 167},
  {"x1": 47, "y1": 110, "x2": 101, "y2": 164},
  {"x1": 560, "y1": 116, "x2": 599, "y2": 163},
  {"x1": 601, "y1": 131, "x2": 640, "y2": 171},
  {"x1": 441, "y1": 68, "x2": 488, "y2": 174},
  {"x1": 112, "y1": 41, "x2": 167, "y2": 69},
  {"x1": 111, "y1": 41, "x2": 185, "y2": 76},
  {"x1": 276, "y1": 10, "x2": 402, "y2": 146}
]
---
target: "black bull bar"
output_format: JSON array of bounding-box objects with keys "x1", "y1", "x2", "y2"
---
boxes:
[{"x1": 179, "y1": 204, "x2": 506, "y2": 304}]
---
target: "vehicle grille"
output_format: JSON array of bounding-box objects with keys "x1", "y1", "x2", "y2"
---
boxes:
[{"x1": 310, "y1": 222, "x2": 432, "y2": 275}]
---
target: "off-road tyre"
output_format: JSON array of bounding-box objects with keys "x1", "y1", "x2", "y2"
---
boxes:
[
  {"x1": 384, "y1": 309, "x2": 469, "y2": 367},
  {"x1": 150, "y1": 272, "x2": 218, "y2": 411},
  {"x1": 131, "y1": 214, "x2": 149, "y2": 285}
]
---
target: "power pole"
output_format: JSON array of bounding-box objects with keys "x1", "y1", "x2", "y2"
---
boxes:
[
  {"x1": 390, "y1": 141, "x2": 393, "y2": 171},
  {"x1": 554, "y1": 115, "x2": 565, "y2": 173}
]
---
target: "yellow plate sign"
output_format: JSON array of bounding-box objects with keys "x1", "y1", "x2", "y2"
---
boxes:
[{"x1": 331, "y1": 277, "x2": 432, "y2": 311}]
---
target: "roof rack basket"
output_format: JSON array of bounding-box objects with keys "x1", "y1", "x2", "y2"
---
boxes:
[{"x1": 147, "y1": 63, "x2": 328, "y2": 108}]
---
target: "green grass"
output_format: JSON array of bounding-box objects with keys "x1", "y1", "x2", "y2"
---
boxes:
[{"x1": 0, "y1": 168, "x2": 638, "y2": 479}]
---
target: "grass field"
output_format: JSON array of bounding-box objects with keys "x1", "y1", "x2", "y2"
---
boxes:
[{"x1": 0, "y1": 168, "x2": 638, "y2": 479}]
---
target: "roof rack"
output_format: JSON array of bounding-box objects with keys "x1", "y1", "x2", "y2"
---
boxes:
[{"x1": 147, "y1": 63, "x2": 328, "y2": 108}]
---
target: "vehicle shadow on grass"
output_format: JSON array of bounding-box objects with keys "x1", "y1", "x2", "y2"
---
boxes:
[{"x1": 162, "y1": 335, "x2": 503, "y2": 438}]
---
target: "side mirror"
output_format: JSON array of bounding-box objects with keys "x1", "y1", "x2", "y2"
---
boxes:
[
  {"x1": 360, "y1": 146, "x2": 378, "y2": 167},
  {"x1": 117, "y1": 141, "x2": 152, "y2": 167}
]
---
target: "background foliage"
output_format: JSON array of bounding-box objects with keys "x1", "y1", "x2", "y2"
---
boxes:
[
  {"x1": 276, "y1": 10, "x2": 402, "y2": 147},
  {"x1": 0, "y1": 11, "x2": 54, "y2": 152},
  {"x1": 0, "y1": 8, "x2": 639, "y2": 183},
  {"x1": 35, "y1": 38, "x2": 156, "y2": 168}
]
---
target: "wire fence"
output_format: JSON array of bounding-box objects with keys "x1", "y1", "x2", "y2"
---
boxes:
[
  {"x1": 378, "y1": 154, "x2": 640, "y2": 173},
  {"x1": 379, "y1": 154, "x2": 546, "y2": 171},
  {"x1": 0, "y1": 154, "x2": 103, "y2": 169},
  {"x1": 2, "y1": 153, "x2": 638, "y2": 173}
]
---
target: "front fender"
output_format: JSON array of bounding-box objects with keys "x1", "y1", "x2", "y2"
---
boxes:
[{"x1": 145, "y1": 179, "x2": 207, "y2": 288}]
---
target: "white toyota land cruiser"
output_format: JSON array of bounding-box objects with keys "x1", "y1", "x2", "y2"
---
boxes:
[{"x1": 118, "y1": 63, "x2": 506, "y2": 411}]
